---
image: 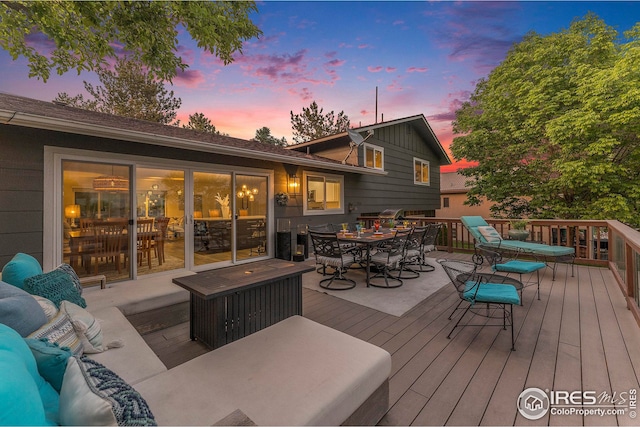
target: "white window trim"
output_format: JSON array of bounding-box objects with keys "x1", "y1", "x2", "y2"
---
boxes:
[
  {"x1": 302, "y1": 171, "x2": 345, "y2": 216},
  {"x1": 363, "y1": 143, "x2": 384, "y2": 171},
  {"x1": 413, "y1": 157, "x2": 431, "y2": 186}
]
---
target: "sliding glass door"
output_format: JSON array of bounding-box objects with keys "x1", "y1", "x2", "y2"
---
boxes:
[{"x1": 57, "y1": 152, "x2": 271, "y2": 284}]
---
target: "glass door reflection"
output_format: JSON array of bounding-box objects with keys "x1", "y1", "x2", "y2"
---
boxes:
[
  {"x1": 193, "y1": 171, "x2": 232, "y2": 265},
  {"x1": 235, "y1": 174, "x2": 268, "y2": 261}
]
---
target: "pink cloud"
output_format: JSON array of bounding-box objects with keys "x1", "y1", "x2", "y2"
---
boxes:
[
  {"x1": 407, "y1": 66, "x2": 429, "y2": 73},
  {"x1": 386, "y1": 67, "x2": 396, "y2": 73},
  {"x1": 174, "y1": 69, "x2": 206, "y2": 88},
  {"x1": 358, "y1": 44, "x2": 371, "y2": 49},
  {"x1": 393, "y1": 20, "x2": 405, "y2": 26},
  {"x1": 368, "y1": 66, "x2": 383, "y2": 73}
]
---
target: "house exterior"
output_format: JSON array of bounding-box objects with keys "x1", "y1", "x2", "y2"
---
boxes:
[
  {"x1": 287, "y1": 115, "x2": 451, "y2": 218},
  {"x1": 0, "y1": 93, "x2": 449, "y2": 284},
  {"x1": 435, "y1": 171, "x2": 493, "y2": 219}
]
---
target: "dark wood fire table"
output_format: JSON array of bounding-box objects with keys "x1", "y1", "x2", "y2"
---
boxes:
[{"x1": 172, "y1": 259, "x2": 314, "y2": 349}]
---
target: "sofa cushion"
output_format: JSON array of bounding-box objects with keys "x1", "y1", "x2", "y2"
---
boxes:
[
  {"x1": 1, "y1": 252, "x2": 42, "y2": 289},
  {"x1": 0, "y1": 280, "x2": 48, "y2": 337},
  {"x1": 135, "y1": 315, "x2": 392, "y2": 426},
  {"x1": 24, "y1": 268, "x2": 87, "y2": 309},
  {"x1": 88, "y1": 306, "x2": 167, "y2": 385},
  {"x1": 59, "y1": 356, "x2": 157, "y2": 426},
  {"x1": 25, "y1": 338, "x2": 73, "y2": 392},
  {"x1": 0, "y1": 324, "x2": 59, "y2": 426},
  {"x1": 28, "y1": 310, "x2": 84, "y2": 357}
]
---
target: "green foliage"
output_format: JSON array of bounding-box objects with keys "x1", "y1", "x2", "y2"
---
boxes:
[
  {"x1": 54, "y1": 58, "x2": 181, "y2": 124},
  {"x1": 0, "y1": 1, "x2": 261, "y2": 82},
  {"x1": 451, "y1": 14, "x2": 640, "y2": 226},
  {"x1": 290, "y1": 101, "x2": 350, "y2": 144},
  {"x1": 183, "y1": 112, "x2": 223, "y2": 135},
  {"x1": 253, "y1": 127, "x2": 287, "y2": 146}
]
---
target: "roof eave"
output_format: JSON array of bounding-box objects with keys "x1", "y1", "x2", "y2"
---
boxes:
[{"x1": 1, "y1": 110, "x2": 387, "y2": 176}]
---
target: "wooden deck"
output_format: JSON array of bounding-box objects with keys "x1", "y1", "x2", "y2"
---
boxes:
[{"x1": 128, "y1": 253, "x2": 640, "y2": 426}]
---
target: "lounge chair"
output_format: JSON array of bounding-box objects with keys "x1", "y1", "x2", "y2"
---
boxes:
[{"x1": 460, "y1": 216, "x2": 575, "y2": 280}]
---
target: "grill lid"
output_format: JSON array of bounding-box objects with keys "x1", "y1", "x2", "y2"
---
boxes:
[{"x1": 378, "y1": 209, "x2": 404, "y2": 219}]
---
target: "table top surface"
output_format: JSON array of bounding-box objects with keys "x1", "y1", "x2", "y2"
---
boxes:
[
  {"x1": 336, "y1": 229, "x2": 401, "y2": 244},
  {"x1": 172, "y1": 259, "x2": 314, "y2": 299}
]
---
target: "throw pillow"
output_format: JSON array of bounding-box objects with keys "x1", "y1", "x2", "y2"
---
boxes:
[
  {"x1": 0, "y1": 324, "x2": 59, "y2": 426},
  {"x1": 24, "y1": 337, "x2": 73, "y2": 392},
  {"x1": 477, "y1": 226, "x2": 503, "y2": 243},
  {"x1": 33, "y1": 295, "x2": 59, "y2": 321},
  {"x1": 60, "y1": 300, "x2": 123, "y2": 354},
  {"x1": 1, "y1": 252, "x2": 43, "y2": 289},
  {"x1": 24, "y1": 268, "x2": 87, "y2": 309},
  {"x1": 0, "y1": 280, "x2": 48, "y2": 337},
  {"x1": 59, "y1": 356, "x2": 157, "y2": 426},
  {"x1": 54, "y1": 263, "x2": 83, "y2": 295},
  {"x1": 28, "y1": 310, "x2": 83, "y2": 357}
]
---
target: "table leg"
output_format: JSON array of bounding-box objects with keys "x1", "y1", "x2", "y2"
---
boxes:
[{"x1": 366, "y1": 244, "x2": 372, "y2": 287}]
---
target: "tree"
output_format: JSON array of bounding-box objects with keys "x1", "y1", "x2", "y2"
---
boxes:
[
  {"x1": 0, "y1": 1, "x2": 261, "y2": 82},
  {"x1": 253, "y1": 127, "x2": 287, "y2": 147},
  {"x1": 183, "y1": 112, "x2": 224, "y2": 135},
  {"x1": 290, "y1": 101, "x2": 350, "y2": 144},
  {"x1": 450, "y1": 14, "x2": 640, "y2": 226},
  {"x1": 54, "y1": 58, "x2": 182, "y2": 124}
]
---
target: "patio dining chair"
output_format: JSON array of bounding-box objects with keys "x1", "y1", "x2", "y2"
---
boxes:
[
  {"x1": 396, "y1": 226, "x2": 428, "y2": 279},
  {"x1": 439, "y1": 259, "x2": 520, "y2": 351},
  {"x1": 369, "y1": 228, "x2": 412, "y2": 288},
  {"x1": 309, "y1": 230, "x2": 356, "y2": 290},
  {"x1": 475, "y1": 244, "x2": 546, "y2": 300}
]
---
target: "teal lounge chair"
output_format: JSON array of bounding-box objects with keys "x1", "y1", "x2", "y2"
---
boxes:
[{"x1": 461, "y1": 216, "x2": 575, "y2": 280}]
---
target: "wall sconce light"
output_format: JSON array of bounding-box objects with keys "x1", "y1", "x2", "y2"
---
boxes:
[
  {"x1": 65, "y1": 204, "x2": 80, "y2": 227},
  {"x1": 288, "y1": 174, "x2": 301, "y2": 196}
]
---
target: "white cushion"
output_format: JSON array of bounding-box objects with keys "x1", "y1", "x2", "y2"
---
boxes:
[
  {"x1": 135, "y1": 315, "x2": 391, "y2": 426},
  {"x1": 477, "y1": 226, "x2": 502, "y2": 242}
]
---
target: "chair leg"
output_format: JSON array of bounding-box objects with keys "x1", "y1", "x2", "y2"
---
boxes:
[
  {"x1": 510, "y1": 304, "x2": 515, "y2": 351},
  {"x1": 447, "y1": 304, "x2": 472, "y2": 339}
]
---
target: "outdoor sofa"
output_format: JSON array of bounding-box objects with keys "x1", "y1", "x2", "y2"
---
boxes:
[
  {"x1": 460, "y1": 216, "x2": 575, "y2": 279},
  {"x1": 0, "y1": 253, "x2": 392, "y2": 426}
]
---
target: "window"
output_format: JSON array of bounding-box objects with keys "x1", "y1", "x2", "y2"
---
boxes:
[
  {"x1": 414, "y1": 157, "x2": 430, "y2": 185},
  {"x1": 364, "y1": 143, "x2": 384, "y2": 170},
  {"x1": 443, "y1": 197, "x2": 450, "y2": 208},
  {"x1": 303, "y1": 172, "x2": 344, "y2": 215}
]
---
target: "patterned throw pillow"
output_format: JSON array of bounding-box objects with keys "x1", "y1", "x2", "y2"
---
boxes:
[
  {"x1": 23, "y1": 269, "x2": 86, "y2": 309},
  {"x1": 60, "y1": 301, "x2": 122, "y2": 354},
  {"x1": 477, "y1": 226, "x2": 503, "y2": 243},
  {"x1": 59, "y1": 356, "x2": 157, "y2": 426},
  {"x1": 28, "y1": 310, "x2": 83, "y2": 357},
  {"x1": 54, "y1": 264, "x2": 83, "y2": 295}
]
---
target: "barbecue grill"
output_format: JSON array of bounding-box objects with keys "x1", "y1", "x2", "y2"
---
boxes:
[{"x1": 378, "y1": 209, "x2": 404, "y2": 226}]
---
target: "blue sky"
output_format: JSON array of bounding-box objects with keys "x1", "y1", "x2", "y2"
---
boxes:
[{"x1": 1, "y1": 1, "x2": 639, "y2": 169}]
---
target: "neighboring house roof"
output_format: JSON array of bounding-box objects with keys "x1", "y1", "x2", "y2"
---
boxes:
[
  {"x1": 0, "y1": 92, "x2": 384, "y2": 176},
  {"x1": 287, "y1": 114, "x2": 451, "y2": 164},
  {"x1": 440, "y1": 171, "x2": 474, "y2": 194}
]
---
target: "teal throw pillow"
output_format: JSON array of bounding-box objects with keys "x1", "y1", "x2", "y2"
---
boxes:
[
  {"x1": 25, "y1": 338, "x2": 73, "y2": 392},
  {"x1": 0, "y1": 324, "x2": 59, "y2": 426},
  {"x1": 24, "y1": 269, "x2": 87, "y2": 308},
  {"x1": 0, "y1": 280, "x2": 48, "y2": 337},
  {"x1": 1, "y1": 253, "x2": 43, "y2": 289}
]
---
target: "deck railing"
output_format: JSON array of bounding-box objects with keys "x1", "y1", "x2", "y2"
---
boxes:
[{"x1": 357, "y1": 215, "x2": 640, "y2": 326}]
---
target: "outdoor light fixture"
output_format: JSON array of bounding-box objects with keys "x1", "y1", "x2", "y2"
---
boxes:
[
  {"x1": 237, "y1": 185, "x2": 258, "y2": 209},
  {"x1": 65, "y1": 204, "x2": 80, "y2": 227},
  {"x1": 287, "y1": 174, "x2": 300, "y2": 196}
]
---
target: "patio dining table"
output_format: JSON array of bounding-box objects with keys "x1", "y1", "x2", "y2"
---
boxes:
[{"x1": 337, "y1": 229, "x2": 400, "y2": 287}]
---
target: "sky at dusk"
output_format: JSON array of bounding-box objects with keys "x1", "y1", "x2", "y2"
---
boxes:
[{"x1": 1, "y1": 1, "x2": 639, "y2": 171}]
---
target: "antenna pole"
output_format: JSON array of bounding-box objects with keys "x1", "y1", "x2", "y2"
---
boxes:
[{"x1": 375, "y1": 86, "x2": 378, "y2": 124}]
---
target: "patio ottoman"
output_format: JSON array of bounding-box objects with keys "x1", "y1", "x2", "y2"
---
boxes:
[{"x1": 134, "y1": 315, "x2": 391, "y2": 426}]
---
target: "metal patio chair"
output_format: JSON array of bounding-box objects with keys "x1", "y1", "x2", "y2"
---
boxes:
[
  {"x1": 309, "y1": 230, "x2": 356, "y2": 290},
  {"x1": 369, "y1": 228, "x2": 412, "y2": 288},
  {"x1": 439, "y1": 259, "x2": 520, "y2": 351}
]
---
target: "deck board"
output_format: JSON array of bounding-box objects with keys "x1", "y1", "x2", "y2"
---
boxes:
[{"x1": 128, "y1": 254, "x2": 640, "y2": 426}]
